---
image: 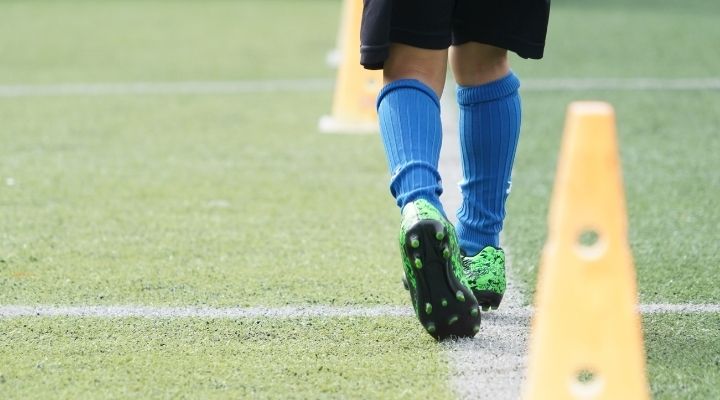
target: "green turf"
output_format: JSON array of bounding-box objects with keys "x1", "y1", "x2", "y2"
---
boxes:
[
  {"x1": 0, "y1": 317, "x2": 449, "y2": 399},
  {"x1": 505, "y1": 0, "x2": 720, "y2": 306},
  {"x1": 644, "y1": 314, "x2": 720, "y2": 400},
  {"x1": 505, "y1": 91, "x2": 720, "y2": 304},
  {"x1": 1, "y1": 0, "x2": 719, "y2": 398},
  {"x1": 0, "y1": 93, "x2": 404, "y2": 307},
  {"x1": 512, "y1": 0, "x2": 720, "y2": 78},
  {"x1": 0, "y1": 0, "x2": 338, "y2": 83}
]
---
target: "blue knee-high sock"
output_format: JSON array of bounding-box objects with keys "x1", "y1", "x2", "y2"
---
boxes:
[
  {"x1": 456, "y1": 72, "x2": 521, "y2": 255},
  {"x1": 377, "y1": 79, "x2": 445, "y2": 214}
]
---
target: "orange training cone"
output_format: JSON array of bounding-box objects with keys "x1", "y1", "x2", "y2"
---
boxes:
[
  {"x1": 523, "y1": 102, "x2": 650, "y2": 400},
  {"x1": 319, "y1": 0, "x2": 382, "y2": 134}
]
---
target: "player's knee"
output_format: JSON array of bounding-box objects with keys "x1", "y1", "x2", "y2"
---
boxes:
[
  {"x1": 384, "y1": 65, "x2": 444, "y2": 95},
  {"x1": 452, "y1": 42, "x2": 510, "y2": 86},
  {"x1": 383, "y1": 43, "x2": 448, "y2": 96}
]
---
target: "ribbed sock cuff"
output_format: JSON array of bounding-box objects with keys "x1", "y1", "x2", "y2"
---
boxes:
[
  {"x1": 458, "y1": 231, "x2": 500, "y2": 256},
  {"x1": 377, "y1": 79, "x2": 440, "y2": 110},
  {"x1": 456, "y1": 72, "x2": 520, "y2": 105},
  {"x1": 390, "y1": 160, "x2": 444, "y2": 214},
  {"x1": 377, "y1": 78, "x2": 445, "y2": 215}
]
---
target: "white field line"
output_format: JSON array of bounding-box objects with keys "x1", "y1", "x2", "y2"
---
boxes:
[
  {"x1": 0, "y1": 303, "x2": 719, "y2": 319},
  {"x1": 522, "y1": 78, "x2": 720, "y2": 91},
  {"x1": 638, "y1": 303, "x2": 720, "y2": 314},
  {"x1": 0, "y1": 305, "x2": 411, "y2": 319},
  {"x1": 0, "y1": 79, "x2": 333, "y2": 97},
  {"x1": 1, "y1": 78, "x2": 720, "y2": 97}
]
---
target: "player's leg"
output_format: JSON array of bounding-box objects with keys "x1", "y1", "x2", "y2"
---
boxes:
[
  {"x1": 363, "y1": 0, "x2": 481, "y2": 339},
  {"x1": 451, "y1": 42, "x2": 510, "y2": 87},
  {"x1": 378, "y1": 43, "x2": 447, "y2": 214},
  {"x1": 450, "y1": 43, "x2": 518, "y2": 310},
  {"x1": 449, "y1": 0, "x2": 550, "y2": 310}
]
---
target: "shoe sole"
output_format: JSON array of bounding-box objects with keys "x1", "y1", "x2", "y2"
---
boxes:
[
  {"x1": 403, "y1": 219, "x2": 481, "y2": 340},
  {"x1": 403, "y1": 276, "x2": 504, "y2": 312},
  {"x1": 475, "y1": 291, "x2": 504, "y2": 312}
]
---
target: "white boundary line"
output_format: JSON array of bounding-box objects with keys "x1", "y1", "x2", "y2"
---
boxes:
[
  {"x1": 0, "y1": 305, "x2": 411, "y2": 318},
  {"x1": 639, "y1": 303, "x2": 720, "y2": 314},
  {"x1": 1, "y1": 78, "x2": 720, "y2": 97},
  {"x1": 0, "y1": 79, "x2": 333, "y2": 97},
  {"x1": 523, "y1": 78, "x2": 720, "y2": 91},
  {"x1": 1, "y1": 304, "x2": 718, "y2": 318}
]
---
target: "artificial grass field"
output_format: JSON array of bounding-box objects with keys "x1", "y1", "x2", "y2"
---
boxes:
[{"x1": 1, "y1": 0, "x2": 719, "y2": 398}]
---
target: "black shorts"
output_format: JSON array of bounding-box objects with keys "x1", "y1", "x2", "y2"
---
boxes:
[{"x1": 360, "y1": 0, "x2": 551, "y2": 70}]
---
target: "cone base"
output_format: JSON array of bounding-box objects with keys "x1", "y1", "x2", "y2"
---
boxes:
[
  {"x1": 325, "y1": 49, "x2": 341, "y2": 68},
  {"x1": 318, "y1": 115, "x2": 378, "y2": 134}
]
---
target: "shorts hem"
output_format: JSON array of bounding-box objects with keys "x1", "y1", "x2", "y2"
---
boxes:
[
  {"x1": 389, "y1": 28, "x2": 451, "y2": 50},
  {"x1": 453, "y1": 33, "x2": 546, "y2": 60}
]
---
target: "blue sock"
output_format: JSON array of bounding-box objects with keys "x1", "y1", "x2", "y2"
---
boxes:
[
  {"x1": 377, "y1": 79, "x2": 445, "y2": 214},
  {"x1": 456, "y1": 72, "x2": 521, "y2": 255}
]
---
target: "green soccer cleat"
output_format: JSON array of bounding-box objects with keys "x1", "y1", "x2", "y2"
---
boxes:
[
  {"x1": 399, "y1": 199, "x2": 481, "y2": 340},
  {"x1": 462, "y1": 246, "x2": 507, "y2": 311}
]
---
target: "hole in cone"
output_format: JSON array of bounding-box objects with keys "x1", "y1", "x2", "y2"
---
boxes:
[
  {"x1": 569, "y1": 368, "x2": 604, "y2": 399},
  {"x1": 575, "y1": 228, "x2": 607, "y2": 261}
]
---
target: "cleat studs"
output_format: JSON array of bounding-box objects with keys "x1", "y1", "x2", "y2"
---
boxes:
[
  {"x1": 410, "y1": 235, "x2": 420, "y2": 249},
  {"x1": 473, "y1": 325, "x2": 481, "y2": 334},
  {"x1": 441, "y1": 298, "x2": 448, "y2": 307},
  {"x1": 448, "y1": 315, "x2": 459, "y2": 325},
  {"x1": 470, "y1": 308, "x2": 479, "y2": 318},
  {"x1": 425, "y1": 303, "x2": 433, "y2": 315},
  {"x1": 435, "y1": 231, "x2": 445, "y2": 241},
  {"x1": 426, "y1": 322, "x2": 436, "y2": 334},
  {"x1": 482, "y1": 305, "x2": 490, "y2": 312},
  {"x1": 414, "y1": 258, "x2": 423, "y2": 269},
  {"x1": 455, "y1": 290, "x2": 465, "y2": 302},
  {"x1": 442, "y1": 247, "x2": 450, "y2": 259}
]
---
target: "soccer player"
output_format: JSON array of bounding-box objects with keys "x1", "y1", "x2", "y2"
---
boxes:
[{"x1": 360, "y1": 0, "x2": 550, "y2": 339}]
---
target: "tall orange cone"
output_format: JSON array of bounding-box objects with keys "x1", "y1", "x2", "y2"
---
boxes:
[
  {"x1": 523, "y1": 102, "x2": 650, "y2": 400},
  {"x1": 319, "y1": 0, "x2": 382, "y2": 134}
]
